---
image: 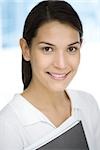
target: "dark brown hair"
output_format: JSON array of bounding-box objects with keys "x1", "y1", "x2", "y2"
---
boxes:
[{"x1": 22, "y1": 0, "x2": 83, "y2": 90}]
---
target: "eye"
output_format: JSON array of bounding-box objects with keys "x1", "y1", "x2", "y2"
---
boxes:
[
  {"x1": 41, "y1": 46, "x2": 53, "y2": 54},
  {"x1": 67, "y1": 46, "x2": 78, "y2": 54}
]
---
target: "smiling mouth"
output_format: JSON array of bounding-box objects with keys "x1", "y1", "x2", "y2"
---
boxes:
[{"x1": 47, "y1": 72, "x2": 70, "y2": 80}]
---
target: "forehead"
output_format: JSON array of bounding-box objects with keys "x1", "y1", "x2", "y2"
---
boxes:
[{"x1": 33, "y1": 21, "x2": 80, "y2": 44}]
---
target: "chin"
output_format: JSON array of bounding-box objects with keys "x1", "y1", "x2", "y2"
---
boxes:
[
  {"x1": 51, "y1": 79, "x2": 73, "y2": 92},
  {"x1": 47, "y1": 84, "x2": 68, "y2": 93}
]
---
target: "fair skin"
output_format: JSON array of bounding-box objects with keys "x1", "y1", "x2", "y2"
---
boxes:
[{"x1": 20, "y1": 21, "x2": 81, "y2": 127}]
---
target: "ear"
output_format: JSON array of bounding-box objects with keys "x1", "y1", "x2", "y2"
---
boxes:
[{"x1": 20, "y1": 38, "x2": 31, "y2": 61}]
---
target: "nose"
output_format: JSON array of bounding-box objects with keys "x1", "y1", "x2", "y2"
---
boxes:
[{"x1": 53, "y1": 51, "x2": 67, "y2": 69}]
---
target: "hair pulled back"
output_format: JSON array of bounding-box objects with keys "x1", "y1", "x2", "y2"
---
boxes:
[{"x1": 22, "y1": 0, "x2": 83, "y2": 90}]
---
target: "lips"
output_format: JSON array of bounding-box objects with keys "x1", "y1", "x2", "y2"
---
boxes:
[{"x1": 47, "y1": 72, "x2": 70, "y2": 80}]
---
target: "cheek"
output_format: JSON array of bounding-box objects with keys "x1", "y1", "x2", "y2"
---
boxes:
[
  {"x1": 70, "y1": 55, "x2": 80, "y2": 70},
  {"x1": 30, "y1": 57, "x2": 41, "y2": 72},
  {"x1": 30, "y1": 54, "x2": 52, "y2": 72}
]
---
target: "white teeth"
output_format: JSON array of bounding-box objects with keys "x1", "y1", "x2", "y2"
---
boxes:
[
  {"x1": 52, "y1": 74, "x2": 66, "y2": 77},
  {"x1": 49, "y1": 73, "x2": 66, "y2": 79}
]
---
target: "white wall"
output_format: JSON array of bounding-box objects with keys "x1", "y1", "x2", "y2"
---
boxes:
[{"x1": 0, "y1": 48, "x2": 23, "y2": 110}]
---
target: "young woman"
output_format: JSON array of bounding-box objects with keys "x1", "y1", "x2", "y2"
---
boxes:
[{"x1": 0, "y1": 1, "x2": 100, "y2": 150}]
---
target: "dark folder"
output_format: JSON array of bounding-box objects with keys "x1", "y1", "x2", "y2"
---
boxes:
[{"x1": 38, "y1": 121, "x2": 89, "y2": 150}]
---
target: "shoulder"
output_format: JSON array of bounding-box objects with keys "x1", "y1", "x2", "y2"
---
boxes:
[
  {"x1": 0, "y1": 106, "x2": 23, "y2": 149},
  {"x1": 68, "y1": 89, "x2": 100, "y2": 128},
  {"x1": 0, "y1": 95, "x2": 17, "y2": 119},
  {"x1": 0, "y1": 103, "x2": 14, "y2": 122},
  {"x1": 67, "y1": 89, "x2": 99, "y2": 111},
  {"x1": 0, "y1": 95, "x2": 22, "y2": 129},
  {"x1": 68, "y1": 89, "x2": 100, "y2": 124},
  {"x1": 0, "y1": 102, "x2": 20, "y2": 132},
  {"x1": 0, "y1": 95, "x2": 24, "y2": 147}
]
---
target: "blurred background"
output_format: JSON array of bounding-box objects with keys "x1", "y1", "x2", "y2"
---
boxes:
[{"x1": 0, "y1": 0, "x2": 100, "y2": 110}]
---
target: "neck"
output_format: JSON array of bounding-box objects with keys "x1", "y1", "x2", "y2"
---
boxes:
[{"x1": 22, "y1": 80, "x2": 69, "y2": 109}]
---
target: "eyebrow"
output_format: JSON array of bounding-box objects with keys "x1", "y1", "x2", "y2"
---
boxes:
[
  {"x1": 38, "y1": 41, "x2": 80, "y2": 47},
  {"x1": 68, "y1": 41, "x2": 80, "y2": 46},
  {"x1": 38, "y1": 42, "x2": 55, "y2": 46}
]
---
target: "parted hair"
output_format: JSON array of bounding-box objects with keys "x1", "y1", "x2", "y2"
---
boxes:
[{"x1": 22, "y1": 0, "x2": 83, "y2": 90}]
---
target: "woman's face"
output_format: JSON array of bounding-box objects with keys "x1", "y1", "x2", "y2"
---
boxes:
[{"x1": 23, "y1": 21, "x2": 81, "y2": 92}]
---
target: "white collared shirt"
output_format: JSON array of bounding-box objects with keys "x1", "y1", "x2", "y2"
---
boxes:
[{"x1": 0, "y1": 89, "x2": 100, "y2": 150}]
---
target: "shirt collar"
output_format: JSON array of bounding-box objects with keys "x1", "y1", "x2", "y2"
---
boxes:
[
  {"x1": 67, "y1": 89, "x2": 88, "y2": 110},
  {"x1": 67, "y1": 89, "x2": 81, "y2": 109},
  {"x1": 10, "y1": 94, "x2": 48, "y2": 126},
  {"x1": 10, "y1": 90, "x2": 82, "y2": 126}
]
